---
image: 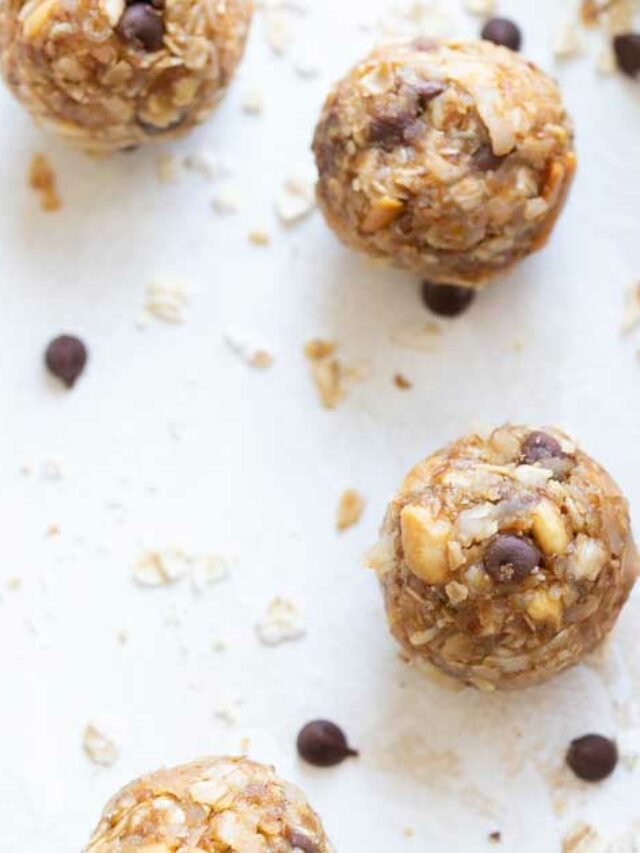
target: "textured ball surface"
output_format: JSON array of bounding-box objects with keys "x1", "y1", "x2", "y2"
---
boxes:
[
  {"x1": 0, "y1": 0, "x2": 252, "y2": 152},
  {"x1": 313, "y1": 40, "x2": 576, "y2": 288},
  {"x1": 369, "y1": 425, "x2": 637, "y2": 690}
]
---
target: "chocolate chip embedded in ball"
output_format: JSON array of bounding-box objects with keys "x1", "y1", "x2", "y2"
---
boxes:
[
  {"x1": 296, "y1": 720, "x2": 358, "y2": 768},
  {"x1": 288, "y1": 831, "x2": 320, "y2": 853},
  {"x1": 521, "y1": 431, "x2": 564, "y2": 465},
  {"x1": 117, "y1": 4, "x2": 165, "y2": 52},
  {"x1": 484, "y1": 534, "x2": 541, "y2": 583},
  {"x1": 566, "y1": 734, "x2": 618, "y2": 782},
  {"x1": 613, "y1": 34, "x2": 640, "y2": 78},
  {"x1": 45, "y1": 335, "x2": 88, "y2": 388},
  {"x1": 421, "y1": 281, "x2": 477, "y2": 317},
  {"x1": 481, "y1": 18, "x2": 522, "y2": 51}
]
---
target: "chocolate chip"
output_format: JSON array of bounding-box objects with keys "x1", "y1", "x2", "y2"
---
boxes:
[
  {"x1": 421, "y1": 281, "x2": 477, "y2": 317},
  {"x1": 288, "y1": 831, "x2": 319, "y2": 853},
  {"x1": 412, "y1": 36, "x2": 438, "y2": 52},
  {"x1": 484, "y1": 534, "x2": 541, "y2": 583},
  {"x1": 613, "y1": 33, "x2": 640, "y2": 78},
  {"x1": 296, "y1": 720, "x2": 358, "y2": 768},
  {"x1": 413, "y1": 80, "x2": 446, "y2": 108},
  {"x1": 566, "y1": 735, "x2": 618, "y2": 782},
  {"x1": 473, "y1": 144, "x2": 506, "y2": 172},
  {"x1": 521, "y1": 431, "x2": 563, "y2": 464},
  {"x1": 369, "y1": 112, "x2": 413, "y2": 149},
  {"x1": 117, "y1": 4, "x2": 164, "y2": 51},
  {"x1": 45, "y1": 335, "x2": 88, "y2": 388},
  {"x1": 489, "y1": 831, "x2": 502, "y2": 843},
  {"x1": 481, "y1": 18, "x2": 522, "y2": 51}
]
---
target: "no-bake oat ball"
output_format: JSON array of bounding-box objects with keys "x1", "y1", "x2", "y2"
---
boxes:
[
  {"x1": 369, "y1": 425, "x2": 637, "y2": 690},
  {"x1": 313, "y1": 40, "x2": 576, "y2": 288},
  {"x1": 0, "y1": 0, "x2": 252, "y2": 153},
  {"x1": 85, "y1": 755, "x2": 333, "y2": 852}
]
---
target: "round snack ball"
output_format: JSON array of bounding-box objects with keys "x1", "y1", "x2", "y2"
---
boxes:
[
  {"x1": 312, "y1": 40, "x2": 576, "y2": 288},
  {"x1": 368, "y1": 425, "x2": 638, "y2": 690},
  {"x1": 0, "y1": 0, "x2": 252, "y2": 153},
  {"x1": 85, "y1": 755, "x2": 333, "y2": 852}
]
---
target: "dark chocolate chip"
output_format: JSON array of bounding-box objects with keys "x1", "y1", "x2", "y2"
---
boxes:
[
  {"x1": 566, "y1": 735, "x2": 618, "y2": 782},
  {"x1": 296, "y1": 720, "x2": 358, "y2": 768},
  {"x1": 117, "y1": 4, "x2": 164, "y2": 51},
  {"x1": 521, "y1": 431, "x2": 563, "y2": 465},
  {"x1": 489, "y1": 831, "x2": 502, "y2": 844},
  {"x1": 45, "y1": 335, "x2": 88, "y2": 388},
  {"x1": 613, "y1": 33, "x2": 640, "y2": 78},
  {"x1": 473, "y1": 144, "x2": 507, "y2": 172},
  {"x1": 288, "y1": 831, "x2": 320, "y2": 853},
  {"x1": 481, "y1": 18, "x2": 522, "y2": 51},
  {"x1": 484, "y1": 534, "x2": 541, "y2": 583},
  {"x1": 421, "y1": 281, "x2": 477, "y2": 317},
  {"x1": 369, "y1": 112, "x2": 413, "y2": 149},
  {"x1": 413, "y1": 80, "x2": 446, "y2": 108}
]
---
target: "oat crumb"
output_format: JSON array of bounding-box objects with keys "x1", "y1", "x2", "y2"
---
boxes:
[
  {"x1": 242, "y1": 87, "x2": 264, "y2": 114},
  {"x1": 394, "y1": 373, "x2": 413, "y2": 390},
  {"x1": 255, "y1": 596, "x2": 306, "y2": 646},
  {"x1": 336, "y1": 489, "x2": 365, "y2": 531},
  {"x1": 29, "y1": 154, "x2": 61, "y2": 212},
  {"x1": 145, "y1": 278, "x2": 190, "y2": 324},
  {"x1": 275, "y1": 177, "x2": 315, "y2": 224},
  {"x1": 156, "y1": 152, "x2": 177, "y2": 183},
  {"x1": 248, "y1": 229, "x2": 271, "y2": 246},
  {"x1": 83, "y1": 720, "x2": 120, "y2": 767},
  {"x1": 463, "y1": 0, "x2": 496, "y2": 16}
]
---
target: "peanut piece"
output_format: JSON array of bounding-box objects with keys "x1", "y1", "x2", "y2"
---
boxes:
[
  {"x1": 400, "y1": 504, "x2": 451, "y2": 584},
  {"x1": 531, "y1": 498, "x2": 570, "y2": 556},
  {"x1": 361, "y1": 196, "x2": 404, "y2": 233},
  {"x1": 525, "y1": 589, "x2": 563, "y2": 626}
]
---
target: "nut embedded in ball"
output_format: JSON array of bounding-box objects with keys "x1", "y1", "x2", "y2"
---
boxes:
[
  {"x1": 369, "y1": 424, "x2": 638, "y2": 690},
  {"x1": 313, "y1": 39, "x2": 576, "y2": 288}
]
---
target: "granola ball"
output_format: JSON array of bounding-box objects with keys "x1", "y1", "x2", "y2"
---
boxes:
[
  {"x1": 0, "y1": 0, "x2": 252, "y2": 153},
  {"x1": 312, "y1": 40, "x2": 576, "y2": 288},
  {"x1": 85, "y1": 755, "x2": 334, "y2": 852},
  {"x1": 369, "y1": 425, "x2": 638, "y2": 690}
]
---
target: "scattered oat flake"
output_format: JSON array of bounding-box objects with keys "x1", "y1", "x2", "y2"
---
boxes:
[
  {"x1": 146, "y1": 279, "x2": 190, "y2": 324},
  {"x1": 379, "y1": 1, "x2": 453, "y2": 40},
  {"x1": 304, "y1": 338, "x2": 336, "y2": 360},
  {"x1": 336, "y1": 489, "x2": 365, "y2": 531},
  {"x1": 83, "y1": 721, "x2": 120, "y2": 767},
  {"x1": 248, "y1": 229, "x2": 270, "y2": 246},
  {"x1": 596, "y1": 44, "x2": 617, "y2": 73},
  {"x1": 562, "y1": 823, "x2": 603, "y2": 853},
  {"x1": 156, "y1": 152, "x2": 177, "y2": 183},
  {"x1": 29, "y1": 154, "x2": 61, "y2": 211},
  {"x1": 190, "y1": 555, "x2": 231, "y2": 593},
  {"x1": 183, "y1": 150, "x2": 232, "y2": 181},
  {"x1": 310, "y1": 357, "x2": 346, "y2": 409},
  {"x1": 242, "y1": 88, "x2": 264, "y2": 114},
  {"x1": 622, "y1": 282, "x2": 640, "y2": 333},
  {"x1": 132, "y1": 547, "x2": 191, "y2": 587},
  {"x1": 394, "y1": 373, "x2": 413, "y2": 390},
  {"x1": 554, "y1": 22, "x2": 582, "y2": 58},
  {"x1": 255, "y1": 597, "x2": 306, "y2": 646},
  {"x1": 275, "y1": 178, "x2": 315, "y2": 224},
  {"x1": 391, "y1": 321, "x2": 442, "y2": 351},
  {"x1": 224, "y1": 327, "x2": 274, "y2": 369},
  {"x1": 463, "y1": 0, "x2": 495, "y2": 16},
  {"x1": 212, "y1": 183, "x2": 240, "y2": 214}
]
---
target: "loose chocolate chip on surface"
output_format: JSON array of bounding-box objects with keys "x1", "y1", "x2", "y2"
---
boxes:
[
  {"x1": 287, "y1": 831, "x2": 320, "y2": 853},
  {"x1": 118, "y1": 4, "x2": 165, "y2": 51},
  {"x1": 613, "y1": 34, "x2": 640, "y2": 78},
  {"x1": 484, "y1": 534, "x2": 541, "y2": 583},
  {"x1": 481, "y1": 18, "x2": 522, "y2": 51},
  {"x1": 566, "y1": 735, "x2": 618, "y2": 782},
  {"x1": 521, "y1": 431, "x2": 563, "y2": 464},
  {"x1": 296, "y1": 720, "x2": 358, "y2": 767},
  {"x1": 421, "y1": 281, "x2": 477, "y2": 317},
  {"x1": 45, "y1": 335, "x2": 88, "y2": 388},
  {"x1": 473, "y1": 144, "x2": 506, "y2": 172}
]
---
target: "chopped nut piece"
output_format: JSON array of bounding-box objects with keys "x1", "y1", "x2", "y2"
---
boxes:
[
  {"x1": 361, "y1": 195, "x2": 404, "y2": 233},
  {"x1": 248, "y1": 229, "x2": 270, "y2": 246},
  {"x1": 400, "y1": 505, "x2": 451, "y2": 584},
  {"x1": 393, "y1": 373, "x2": 413, "y2": 389},
  {"x1": 310, "y1": 357, "x2": 345, "y2": 409},
  {"x1": 336, "y1": 489, "x2": 365, "y2": 531},
  {"x1": 304, "y1": 338, "x2": 336, "y2": 360},
  {"x1": 29, "y1": 153, "x2": 61, "y2": 211},
  {"x1": 531, "y1": 499, "x2": 570, "y2": 555},
  {"x1": 525, "y1": 589, "x2": 563, "y2": 625},
  {"x1": 83, "y1": 720, "x2": 120, "y2": 767}
]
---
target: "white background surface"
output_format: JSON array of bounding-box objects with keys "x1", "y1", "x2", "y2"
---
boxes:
[{"x1": 1, "y1": 0, "x2": 640, "y2": 850}]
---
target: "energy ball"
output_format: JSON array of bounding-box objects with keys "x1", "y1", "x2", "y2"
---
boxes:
[
  {"x1": 369, "y1": 425, "x2": 637, "y2": 690},
  {"x1": 312, "y1": 40, "x2": 576, "y2": 288},
  {"x1": 0, "y1": 0, "x2": 252, "y2": 153},
  {"x1": 85, "y1": 755, "x2": 333, "y2": 852}
]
